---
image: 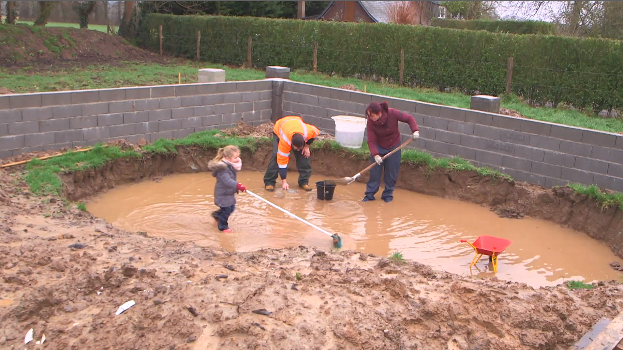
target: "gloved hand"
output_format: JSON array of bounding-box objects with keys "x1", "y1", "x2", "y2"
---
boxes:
[
  {"x1": 374, "y1": 155, "x2": 383, "y2": 165},
  {"x1": 237, "y1": 183, "x2": 247, "y2": 192},
  {"x1": 412, "y1": 131, "x2": 420, "y2": 140}
]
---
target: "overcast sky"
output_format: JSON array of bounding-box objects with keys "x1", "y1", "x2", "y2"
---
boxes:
[{"x1": 495, "y1": 1, "x2": 566, "y2": 22}]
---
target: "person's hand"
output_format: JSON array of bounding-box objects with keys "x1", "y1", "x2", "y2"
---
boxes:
[
  {"x1": 301, "y1": 145, "x2": 311, "y2": 158},
  {"x1": 281, "y1": 179, "x2": 289, "y2": 191},
  {"x1": 236, "y1": 183, "x2": 247, "y2": 192},
  {"x1": 374, "y1": 155, "x2": 383, "y2": 165},
  {"x1": 412, "y1": 131, "x2": 420, "y2": 140}
]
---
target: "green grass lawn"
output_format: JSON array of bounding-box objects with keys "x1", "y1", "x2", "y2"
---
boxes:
[
  {"x1": 3, "y1": 60, "x2": 622, "y2": 134},
  {"x1": 15, "y1": 20, "x2": 109, "y2": 33}
]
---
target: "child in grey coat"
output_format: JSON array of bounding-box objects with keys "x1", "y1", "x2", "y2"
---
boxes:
[{"x1": 207, "y1": 145, "x2": 247, "y2": 232}]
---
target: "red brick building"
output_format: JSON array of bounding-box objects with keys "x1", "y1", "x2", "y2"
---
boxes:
[{"x1": 312, "y1": 1, "x2": 445, "y2": 26}]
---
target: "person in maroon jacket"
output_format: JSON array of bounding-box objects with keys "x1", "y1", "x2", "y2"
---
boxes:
[{"x1": 363, "y1": 101, "x2": 420, "y2": 203}]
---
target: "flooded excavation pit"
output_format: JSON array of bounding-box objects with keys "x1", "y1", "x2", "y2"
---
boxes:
[{"x1": 87, "y1": 172, "x2": 623, "y2": 288}]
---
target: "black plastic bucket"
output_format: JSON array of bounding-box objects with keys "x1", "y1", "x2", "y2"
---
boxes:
[{"x1": 316, "y1": 181, "x2": 336, "y2": 201}]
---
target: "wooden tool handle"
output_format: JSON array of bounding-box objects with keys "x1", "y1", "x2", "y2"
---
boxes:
[{"x1": 358, "y1": 138, "x2": 413, "y2": 176}]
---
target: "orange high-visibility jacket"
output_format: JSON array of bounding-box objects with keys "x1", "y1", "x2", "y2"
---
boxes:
[{"x1": 274, "y1": 116, "x2": 320, "y2": 169}]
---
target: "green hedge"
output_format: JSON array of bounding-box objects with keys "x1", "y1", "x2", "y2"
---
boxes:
[
  {"x1": 431, "y1": 19, "x2": 557, "y2": 35},
  {"x1": 137, "y1": 14, "x2": 623, "y2": 111}
]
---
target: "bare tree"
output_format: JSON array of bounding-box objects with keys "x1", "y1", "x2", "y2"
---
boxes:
[
  {"x1": 388, "y1": 1, "x2": 417, "y2": 25},
  {"x1": 72, "y1": 1, "x2": 97, "y2": 29},
  {"x1": 34, "y1": 1, "x2": 59, "y2": 26},
  {"x1": 5, "y1": 1, "x2": 17, "y2": 24}
]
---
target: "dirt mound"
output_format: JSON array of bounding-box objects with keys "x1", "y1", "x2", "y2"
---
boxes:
[
  {"x1": 500, "y1": 107, "x2": 526, "y2": 118},
  {"x1": 220, "y1": 122, "x2": 335, "y2": 140},
  {"x1": 339, "y1": 84, "x2": 362, "y2": 92},
  {"x1": 0, "y1": 23, "x2": 163, "y2": 66}
]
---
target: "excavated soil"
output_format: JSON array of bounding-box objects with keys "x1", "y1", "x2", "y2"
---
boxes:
[{"x1": 2, "y1": 123, "x2": 623, "y2": 349}]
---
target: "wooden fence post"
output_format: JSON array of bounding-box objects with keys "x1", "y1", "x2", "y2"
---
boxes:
[
  {"x1": 247, "y1": 36, "x2": 252, "y2": 68},
  {"x1": 196, "y1": 31, "x2": 201, "y2": 61},
  {"x1": 159, "y1": 24, "x2": 163, "y2": 56},
  {"x1": 506, "y1": 57, "x2": 514, "y2": 95},
  {"x1": 313, "y1": 42, "x2": 318, "y2": 72},
  {"x1": 399, "y1": 49, "x2": 405, "y2": 86}
]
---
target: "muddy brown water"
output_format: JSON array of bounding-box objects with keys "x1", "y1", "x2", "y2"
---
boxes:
[{"x1": 87, "y1": 172, "x2": 623, "y2": 288}]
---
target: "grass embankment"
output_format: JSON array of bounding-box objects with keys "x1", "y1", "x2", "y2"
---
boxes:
[
  {"x1": 3, "y1": 60, "x2": 623, "y2": 134},
  {"x1": 22, "y1": 129, "x2": 512, "y2": 198}
]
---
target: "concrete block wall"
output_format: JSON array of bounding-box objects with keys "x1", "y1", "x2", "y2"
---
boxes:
[
  {"x1": 281, "y1": 81, "x2": 623, "y2": 192},
  {"x1": 0, "y1": 80, "x2": 273, "y2": 159}
]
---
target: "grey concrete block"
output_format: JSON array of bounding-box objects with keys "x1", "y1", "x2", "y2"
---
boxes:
[
  {"x1": 300, "y1": 94, "x2": 318, "y2": 106},
  {"x1": 423, "y1": 115, "x2": 448, "y2": 130},
  {"x1": 311, "y1": 85, "x2": 331, "y2": 99},
  {"x1": 98, "y1": 113, "x2": 124, "y2": 127},
  {"x1": 485, "y1": 140, "x2": 515, "y2": 155},
  {"x1": 242, "y1": 111, "x2": 261, "y2": 122},
  {"x1": 470, "y1": 95, "x2": 500, "y2": 114},
  {"x1": 425, "y1": 139, "x2": 451, "y2": 155},
  {"x1": 594, "y1": 174, "x2": 623, "y2": 192},
  {"x1": 182, "y1": 95, "x2": 204, "y2": 107},
  {"x1": 151, "y1": 86, "x2": 175, "y2": 98},
  {"x1": 591, "y1": 145, "x2": 623, "y2": 164},
  {"x1": 460, "y1": 134, "x2": 487, "y2": 150},
  {"x1": 109, "y1": 124, "x2": 136, "y2": 137},
  {"x1": 616, "y1": 136, "x2": 623, "y2": 150},
  {"x1": 241, "y1": 92, "x2": 260, "y2": 102},
  {"x1": 582, "y1": 129, "x2": 617, "y2": 148},
  {"x1": 545, "y1": 177, "x2": 568, "y2": 188},
  {"x1": 575, "y1": 156, "x2": 609, "y2": 174},
  {"x1": 0, "y1": 109, "x2": 22, "y2": 123},
  {"x1": 255, "y1": 81, "x2": 273, "y2": 90},
  {"x1": 25, "y1": 132, "x2": 55, "y2": 147},
  {"x1": 0, "y1": 150, "x2": 12, "y2": 158},
  {"x1": 0, "y1": 96, "x2": 8, "y2": 110},
  {"x1": 0, "y1": 135, "x2": 25, "y2": 150},
  {"x1": 561, "y1": 167, "x2": 594, "y2": 184},
  {"x1": 475, "y1": 150, "x2": 504, "y2": 166},
  {"x1": 608, "y1": 163, "x2": 623, "y2": 178},
  {"x1": 125, "y1": 87, "x2": 151, "y2": 100},
  {"x1": 261, "y1": 110, "x2": 272, "y2": 120},
  {"x1": 236, "y1": 82, "x2": 256, "y2": 92},
  {"x1": 82, "y1": 102, "x2": 109, "y2": 116},
  {"x1": 124, "y1": 111, "x2": 149, "y2": 124},
  {"x1": 520, "y1": 119, "x2": 552, "y2": 136},
  {"x1": 492, "y1": 115, "x2": 522, "y2": 130},
  {"x1": 416, "y1": 102, "x2": 441, "y2": 117},
  {"x1": 135, "y1": 122, "x2": 158, "y2": 134},
  {"x1": 175, "y1": 85, "x2": 197, "y2": 96},
  {"x1": 149, "y1": 109, "x2": 172, "y2": 121},
  {"x1": 204, "y1": 94, "x2": 224, "y2": 105},
  {"x1": 550, "y1": 124, "x2": 583, "y2": 142},
  {"x1": 70, "y1": 116, "x2": 98, "y2": 129},
  {"x1": 289, "y1": 102, "x2": 307, "y2": 115},
  {"x1": 40, "y1": 92, "x2": 71, "y2": 107},
  {"x1": 55, "y1": 130, "x2": 84, "y2": 143},
  {"x1": 531, "y1": 161, "x2": 562, "y2": 178},
  {"x1": 203, "y1": 115, "x2": 222, "y2": 126},
  {"x1": 328, "y1": 89, "x2": 349, "y2": 102},
  {"x1": 560, "y1": 140, "x2": 592, "y2": 157},
  {"x1": 350, "y1": 92, "x2": 372, "y2": 105},
  {"x1": 465, "y1": 110, "x2": 493, "y2": 125},
  {"x1": 266, "y1": 66, "x2": 290, "y2": 79},
  {"x1": 150, "y1": 131, "x2": 174, "y2": 141},
  {"x1": 259, "y1": 90, "x2": 272, "y2": 100},
  {"x1": 289, "y1": 82, "x2": 312, "y2": 95},
  {"x1": 20, "y1": 146, "x2": 44, "y2": 154},
  {"x1": 109, "y1": 101, "x2": 135, "y2": 114},
  {"x1": 22, "y1": 107, "x2": 52, "y2": 122},
  {"x1": 502, "y1": 155, "x2": 532, "y2": 172},
  {"x1": 135, "y1": 99, "x2": 160, "y2": 111},
  {"x1": 435, "y1": 129, "x2": 461, "y2": 145},
  {"x1": 182, "y1": 117, "x2": 203, "y2": 129},
  {"x1": 529, "y1": 134, "x2": 560, "y2": 151},
  {"x1": 448, "y1": 144, "x2": 476, "y2": 160},
  {"x1": 99, "y1": 89, "x2": 126, "y2": 102},
  {"x1": 10, "y1": 94, "x2": 42, "y2": 108},
  {"x1": 499, "y1": 130, "x2": 530, "y2": 145},
  {"x1": 40, "y1": 118, "x2": 70, "y2": 132},
  {"x1": 0, "y1": 124, "x2": 7, "y2": 137},
  {"x1": 71, "y1": 90, "x2": 99, "y2": 104},
  {"x1": 198, "y1": 69, "x2": 226, "y2": 84},
  {"x1": 159, "y1": 119, "x2": 182, "y2": 131},
  {"x1": 222, "y1": 93, "x2": 242, "y2": 104},
  {"x1": 387, "y1": 98, "x2": 417, "y2": 114},
  {"x1": 159, "y1": 97, "x2": 182, "y2": 109},
  {"x1": 543, "y1": 150, "x2": 576, "y2": 168},
  {"x1": 196, "y1": 84, "x2": 219, "y2": 95},
  {"x1": 217, "y1": 83, "x2": 237, "y2": 93},
  {"x1": 514, "y1": 144, "x2": 544, "y2": 162},
  {"x1": 52, "y1": 105, "x2": 82, "y2": 119},
  {"x1": 173, "y1": 128, "x2": 195, "y2": 139},
  {"x1": 82, "y1": 127, "x2": 110, "y2": 141},
  {"x1": 473, "y1": 125, "x2": 500, "y2": 140},
  {"x1": 440, "y1": 106, "x2": 466, "y2": 121},
  {"x1": 9, "y1": 121, "x2": 39, "y2": 135},
  {"x1": 235, "y1": 102, "x2": 254, "y2": 113},
  {"x1": 193, "y1": 106, "x2": 215, "y2": 117},
  {"x1": 254, "y1": 100, "x2": 271, "y2": 110},
  {"x1": 214, "y1": 104, "x2": 234, "y2": 115}
]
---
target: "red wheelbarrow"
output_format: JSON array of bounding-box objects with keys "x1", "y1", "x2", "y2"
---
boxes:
[{"x1": 460, "y1": 235, "x2": 512, "y2": 273}]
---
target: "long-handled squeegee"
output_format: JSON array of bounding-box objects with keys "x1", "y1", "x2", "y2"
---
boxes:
[{"x1": 245, "y1": 190, "x2": 343, "y2": 248}]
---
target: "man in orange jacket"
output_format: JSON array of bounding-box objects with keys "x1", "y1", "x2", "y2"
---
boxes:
[{"x1": 263, "y1": 116, "x2": 320, "y2": 192}]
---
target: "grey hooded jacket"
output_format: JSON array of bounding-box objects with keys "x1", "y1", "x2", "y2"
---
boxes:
[{"x1": 208, "y1": 160, "x2": 239, "y2": 207}]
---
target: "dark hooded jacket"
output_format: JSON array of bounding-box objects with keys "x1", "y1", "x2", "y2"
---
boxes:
[{"x1": 208, "y1": 160, "x2": 239, "y2": 207}]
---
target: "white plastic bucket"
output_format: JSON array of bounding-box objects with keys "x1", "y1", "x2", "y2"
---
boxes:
[{"x1": 331, "y1": 115, "x2": 367, "y2": 149}]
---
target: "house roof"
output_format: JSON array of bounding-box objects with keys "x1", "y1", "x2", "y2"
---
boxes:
[{"x1": 318, "y1": 1, "x2": 442, "y2": 24}]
